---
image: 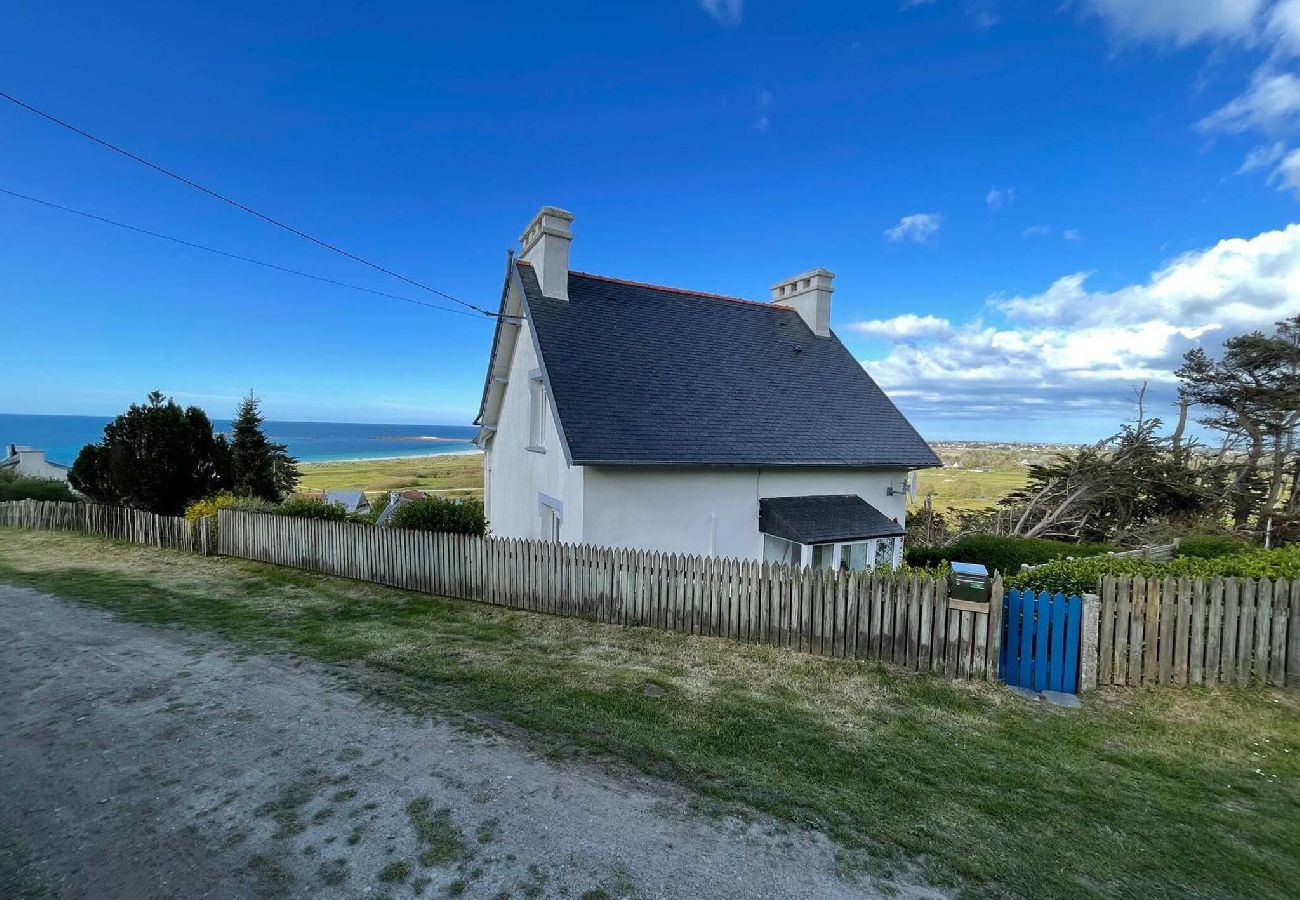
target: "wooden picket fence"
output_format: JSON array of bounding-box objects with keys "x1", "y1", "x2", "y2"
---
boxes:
[
  {"x1": 0, "y1": 499, "x2": 213, "y2": 554},
  {"x1": 1098, "y1": 574, "x2": 1298, "y2": 688},
  {"x1": 218, "y1": 509, "x2": 1005, "y2": 678}
]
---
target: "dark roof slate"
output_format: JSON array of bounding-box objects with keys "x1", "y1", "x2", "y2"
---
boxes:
[
  {"x1": 518, "y1": 262, "x2": 940, "y2": 467},
  {"x1": 758, "y1": 494, "x2": 905, "y2": 544}
]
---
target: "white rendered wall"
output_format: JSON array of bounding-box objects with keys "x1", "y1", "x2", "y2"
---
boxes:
[
  {"x1": 581, "y1": 466, "x2": 907, "y2": 559},
  {"x1": 482, "y1": 317, "x2": 584, "y2": 542}
]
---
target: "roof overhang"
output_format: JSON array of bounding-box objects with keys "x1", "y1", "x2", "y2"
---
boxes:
[{"x1": 759, "y1": 494, "x2": 904, "y2": 545}]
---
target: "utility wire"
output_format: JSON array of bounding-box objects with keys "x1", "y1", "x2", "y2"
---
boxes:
[
  {"x1": 0, "y1": 90, "x2": 497, "y2": 317},
  {"x1": 0, "y1": 187, "x2": 485, "y2": 319}
]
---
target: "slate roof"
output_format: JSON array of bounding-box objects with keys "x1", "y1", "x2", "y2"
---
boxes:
[
  {"x1": 324, "y1": 490, "x2": 367, "y2": 513},
  {"x1": 516, "y1": 262, "x2": 941, "y2": 467},
  {"x1": 758, "y1": 494, "x2": 904, "y2": 544}
]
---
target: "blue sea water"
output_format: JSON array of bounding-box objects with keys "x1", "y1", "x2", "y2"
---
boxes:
[{"x1": 0, "y1": 414, "x2": 479, "y2": 466}]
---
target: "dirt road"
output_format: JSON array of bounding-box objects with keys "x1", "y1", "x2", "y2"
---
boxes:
[{"x1": 0, "y1": 584, "x2": 908, "y2": 899}]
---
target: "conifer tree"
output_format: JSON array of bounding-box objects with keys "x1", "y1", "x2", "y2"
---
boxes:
[{"x1": 228, "y1": 391, "x2": 299, "y2": 502}]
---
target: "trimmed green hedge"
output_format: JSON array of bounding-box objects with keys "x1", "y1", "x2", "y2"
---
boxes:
[
  {"x1": 905, "y1": 534, "x2": 1115, "y2": 576},
  {"x1": 388, "y1": 497, "x2": 486, "y2": 536},
  {"x1": 0, "y1": 469, "x2": 77, "y2": 502},
  {"x1": 1176, "y1": 533, "x2": 1250, "y2": 560},
  {"x1": 1007, "y1": 546, "x2": 1300, "y2": 595},
  {"x1": 276, "y1": 497, "x2": 350, "y2": 521}
]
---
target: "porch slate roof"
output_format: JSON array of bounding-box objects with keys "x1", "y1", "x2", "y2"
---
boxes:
[{"x1": 758, "y1": 494, "x2": 905, "y2": 544}]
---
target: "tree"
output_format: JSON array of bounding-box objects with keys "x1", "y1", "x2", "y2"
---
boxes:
[
  {"x1": 228, "y1": 392, "x2": 299, "y2": 502},
  {"x1": 1177, "y1": 315, "x2": 1300, "y2": 535},
  {"x1": 69, "y1": 391, "x2": 231, "y2": 515}
]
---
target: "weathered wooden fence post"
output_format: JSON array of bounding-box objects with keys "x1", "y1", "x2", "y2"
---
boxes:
[{"x1": 1080, "y1": 592, "x2": 1101, "y2": 691}]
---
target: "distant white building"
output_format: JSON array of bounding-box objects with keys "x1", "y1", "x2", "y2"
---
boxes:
[
  {"x1": 1, "y1": 445, "x2": 70, "y2": 482},
  {"x1": 473, "y1": 207, "x2": 940, "y2": 570}
]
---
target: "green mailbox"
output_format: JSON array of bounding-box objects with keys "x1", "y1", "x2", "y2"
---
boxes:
[{"x1": 949, "y1": 561, "x2": 989, "y2": 604}]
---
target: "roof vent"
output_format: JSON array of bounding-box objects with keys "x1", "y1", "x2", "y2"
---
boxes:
[{"x1": 770, "y1": 268, "x2": 833, "y2": 337}]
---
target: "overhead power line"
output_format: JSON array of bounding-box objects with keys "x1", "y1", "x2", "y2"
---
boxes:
[
  {"x1": 0, "y1": 89, "x2": 497, "y2": 317},
  {"x1": 0, "y1": 187, "x2": 485, "y2": 318}
]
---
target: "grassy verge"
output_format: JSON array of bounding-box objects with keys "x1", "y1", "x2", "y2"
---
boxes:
[
  {"x1": 1, "y1": 529, "x2": 1297, "y2": 899},
  {"x1": 295, "y1": 454, "x2": 482, "y2": 499}
]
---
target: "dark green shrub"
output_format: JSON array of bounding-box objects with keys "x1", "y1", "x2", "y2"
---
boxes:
[
  {"x1": 359, "y1": 492, "x2": 390, "y2": 524},
  {"x1": 0, "y1": 469, "x2": 78, "y2": 502},
  {"x1": 905, "y1": 534, "x2": 1114, "y2": 575},
  {"x1": 1176, "y1": 533, "x2": 1249, "y2": 560},
  {"x1": 276, "y1": 497, "x2": 349, "y2": 521},
  {"x1": 389, "y1": 497, "x2": 486, "y2": 536}
]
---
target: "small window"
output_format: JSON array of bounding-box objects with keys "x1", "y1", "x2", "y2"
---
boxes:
[
  {"x1": 875, "y1": 538, "x2": 895, "y2": 570},
  {"x1": 528, "y1": 375, "x2": 546, "y2": 451},
  {"x1": 840, "y1": 541, "x2": 870, "y2": 571},
  {"x1": 538, "y1": 494, "x2": 562, "y2": 542},
  {"x1": 810, "y1": 543, "x2": 836, "y2": 570},
  {"x1": 763, "y1": 535, "x2": 802, "y2": 568}
]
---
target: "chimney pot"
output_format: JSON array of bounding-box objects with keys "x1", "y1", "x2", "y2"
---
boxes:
[
  {"x1": 770, "y1": 268, "x2": 834, "y2": 337},
  {"x1": 518, "y1": 206, "x2": 575, "y2": 301}
]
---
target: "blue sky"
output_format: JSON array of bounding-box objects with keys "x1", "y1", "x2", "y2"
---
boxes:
[{"x1": 3, "y1": 1, "x2": 1300, "y2": 440}]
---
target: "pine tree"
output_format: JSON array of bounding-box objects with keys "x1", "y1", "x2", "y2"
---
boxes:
[{"x1": 229, "y1": 391, "x2": 299, "y2": 502}]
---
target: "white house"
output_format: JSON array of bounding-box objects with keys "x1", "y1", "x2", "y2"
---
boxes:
[
  {"x1": 1, "y1": 445, "x2": 70, "y2": 483},
  {"x1": 474, "y1": 207, "x2": 941, "y2": 571}
]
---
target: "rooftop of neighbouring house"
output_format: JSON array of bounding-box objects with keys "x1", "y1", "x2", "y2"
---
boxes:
[{"x1": 512, "y1": 261, "x2": 941, "y2": 468}]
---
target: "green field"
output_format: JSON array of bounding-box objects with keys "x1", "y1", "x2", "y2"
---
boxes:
[
  {"x1": 1, "y1": 528, "x2": 1297, "y2": 899},
  {"x1": 295, "y1": 443, "x2": 1047, "y2": 516},
  {"x1": 912, "y1": 442, "x2": 1061, "y2": 515},
  {"x1": 297, "y1": 453, "x2": 482, "y2": 499}
]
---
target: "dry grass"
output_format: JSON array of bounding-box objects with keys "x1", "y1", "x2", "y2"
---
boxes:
[{"x1": 296, "y1": 454, "x2": 482, "y2": 500}]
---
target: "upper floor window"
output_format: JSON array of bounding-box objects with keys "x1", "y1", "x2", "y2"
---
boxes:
[{"x1": 528, "y1": 372, "x2": 546, "y2": 451}]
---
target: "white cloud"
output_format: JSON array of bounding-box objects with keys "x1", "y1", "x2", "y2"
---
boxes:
[
  {"x1": 1266, "y1": 0, "x2": 1300, "y2": 55},
  {"x1": 1238, "y1": 140, "x2": 1288, "y2": 171},
  {"x1": 1269, "y1": 146, "x2": 1300, "y2": 192},
  {"x1": 1079, "y1": 0, "x2": 1265, "y2": 47},
  {"x1": 1198, "y1": 69, "x2": 1300, "y2": 133},
  {"x1": 848, "y1": 314, "x2": 955, "y2": 342},
  {"x1": 1063, "y1": 229, "x2": 1083, "y2": 242},
  {"x1": 1022, "y1": 224, "x2": 1052, "y2": 238},
  {"x1": 700, "y1": 0, "x2": 743, "y2": 26},
  {"x1": 900, "y1": 0, "x2": 937, "y2": 8},
  {"x1": 884, "y1": 212, "x2": 943, "y2": 243},
  {"x1": 858, "y1": 223, "x2": 1300, "y2": 421},
  {"x1": 986, "y1": 187, "x2": 1014, "y2": 210}
]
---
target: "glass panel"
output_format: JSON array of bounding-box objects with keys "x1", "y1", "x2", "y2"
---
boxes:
[
  {"x1": 810, "y1": 543, "x2": 836, "y2": 570},
  {"x1": 763, "y1": 535, "x2": 800, "y2": 568},
  {"x1": 840, "y1": 541, "x2": 870, "y2": 571},
  {"x1": 875, "y1": 538, "x2": 895, "y2": 569}
]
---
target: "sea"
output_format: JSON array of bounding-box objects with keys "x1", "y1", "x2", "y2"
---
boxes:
[{"x1": 0, "y1": 414, "x2": 479, "y2": 467}]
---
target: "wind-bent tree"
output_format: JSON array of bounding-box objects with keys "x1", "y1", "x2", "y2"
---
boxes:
[
  {"x1": 70, "y1": 391, "x2": 231, "y2": 515},
  {"x1": 1177, "y1": 314, "x2": 1300, "y2": 536},
  {"x1": 228, "y1": 391, "x2": 299, "y2": 502}
]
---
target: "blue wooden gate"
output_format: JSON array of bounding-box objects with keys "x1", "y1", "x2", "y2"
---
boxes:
[{"x1": 1000, "y1": 590, "x2": 1083, "y2": 694}]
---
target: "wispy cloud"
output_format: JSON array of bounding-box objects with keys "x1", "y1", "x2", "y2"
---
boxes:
[
  {"x1": 848, "y1": 314, "x2": 955, "y2": 342},
  {"x1": 1064, "y1": 228, "x2": 1084, "y2": 242},
  {"x1": 1078, "y1": 0, "x2": 1265, "y2": 48},
  {"x1": 884, "y1": 212, "x2": 943, "y2": 243},
  {"x1": 1238, "y1": 140, "x2": 1288, "y2": 172},
  {"x1": 700, "y1": 0, "x2": 743, "y2": 26},
  {"x1": 754, "y1": 88, "x2": 772, "y2": 131},
  {"x1": 985, "y1": 187, "x2": 1014, "y2": 210},
  {"x1": 1022, "y1": 224, "x2": 1052, "y2": 238},
  {"x1": 1199, "y1": 69, "x2": 1300, "y2": 134}
]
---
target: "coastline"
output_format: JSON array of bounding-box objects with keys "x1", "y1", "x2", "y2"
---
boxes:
[{"x1": 297, "y1": 449, "x2": 483, "y2": 465}]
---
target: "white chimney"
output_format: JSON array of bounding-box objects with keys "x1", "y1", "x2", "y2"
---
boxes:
[
  {"x1": 770, "y1": 268, "x2": 834, "y2": 337},
  {"x1": 518, "y1": 206, "x2": 575, "y2": 301}
]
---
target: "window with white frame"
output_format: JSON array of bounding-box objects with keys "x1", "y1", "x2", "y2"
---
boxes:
[
  {"x1": 527, "y1": 372, "x2": 546, "y2": 451},
  {"x1": 804, "y1": 537, "x2": 901, "y2": 572},
  {"x1": 763, "y1": 534, "x2": 802, "y2": 568},
  {"x1": 538, "y1": 494, "x2": 562, "y2": 542}
]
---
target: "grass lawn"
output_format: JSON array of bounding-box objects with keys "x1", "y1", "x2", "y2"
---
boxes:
[
  {"x1": 296, "y1": 453, "x2": 482, "y2": 499},
  {"x1": 1, "y1": 529, "x2": 1297, "y2": 899}
]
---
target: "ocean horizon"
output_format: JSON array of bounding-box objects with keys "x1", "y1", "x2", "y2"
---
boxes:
[{"x1": 0, "y1": 413, "x2": 479, "y2": 466}]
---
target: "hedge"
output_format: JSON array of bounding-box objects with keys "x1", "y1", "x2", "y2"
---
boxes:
[
  {"x1": 276, "y1": 497, "x2": 350, "y2": 521},
  {"x1": 905, "y1": 534, "x2": 1115, "y2": 575},
  {"x1": 388, "y1": 497, "x2": 486, "y2": 536},
  {"x1": 1006, "y1": 546, "x2": 1300, "y2": 595}
]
